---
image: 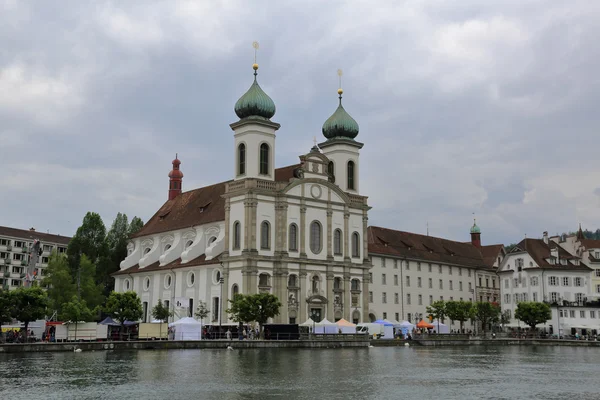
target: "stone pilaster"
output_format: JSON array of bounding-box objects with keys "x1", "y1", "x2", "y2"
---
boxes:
[
  {"x1": 299, "y1": 266, "x2": 307, "y2": 320},
  {"x1": 326, "y1": 209, "x2": 333, "y2": 259},
  {"x1": 343, "y1": 208, "x2": 350, "y2": 262},
  {"x1": 300, "y1": 204, "x2": 307, "y2": 258},
  {"x1": 223, "y1": 199, "x2": 231, "y2": 256},
  {"x1": 362, "y1": 269, "x2": 370, "y2": 323},
  {"x1": 222, "y1": 266, "x2": 229, "y2": 323},
  {"x1": 343, "y1": 271, "x2": 351, "y2": 321},
  {"x1": 362, "y1": 212, "x2": 369, "y2": 262},
  {"x1": 326, "y1": 270, "x2": 334, "y2": 321}
]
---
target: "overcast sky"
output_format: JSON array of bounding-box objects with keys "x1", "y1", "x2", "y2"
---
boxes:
[{"x1": 1, "y1": 0, "x2": 599, "y2": 246}]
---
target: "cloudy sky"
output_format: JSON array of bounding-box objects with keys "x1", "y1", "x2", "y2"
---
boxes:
[{"x1": 1, "y1": 0, "x2": 599, "y2": 246}]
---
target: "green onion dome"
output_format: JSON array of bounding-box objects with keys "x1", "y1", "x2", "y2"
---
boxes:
[
  {"x1": 322, "y1": 89, "x2": 359, "y2": 140},
  {"x1": 470, "y1": 220, "x2": 481, "y2": 234},
  {"x1": 234, "y1": 64, "x2": 276, "y2": 120}
]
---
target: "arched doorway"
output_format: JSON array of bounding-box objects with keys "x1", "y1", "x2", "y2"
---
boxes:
[
  {"x1": 368, "y1": 313, "x2": 377, "y2": 322},
  {"x1": 352, "y1": 310, "x2": 361, "y2": 325}
]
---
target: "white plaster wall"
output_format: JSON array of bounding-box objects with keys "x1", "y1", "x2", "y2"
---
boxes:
[
  {"x1": 286, "y1": 202, "x2": 301, "y2": 257},
  {"x1": 159, "y1": 232, "x2": 182, "y2": 266},
  {"x1": 229, "y1": 199, "x2": 245, "y2": 254},
  {"x1": 233, "y1": 123, "x2": 276, "y2": 181},
  {"x1": 256, "y1": 201, "x2": 275, "y2": 257},
  {"x1": 348, "y1": 213, "x2": 363, "y2": 262},
  {"x1": 320, "y1": 144, "x2": 360, "y2": 193}
]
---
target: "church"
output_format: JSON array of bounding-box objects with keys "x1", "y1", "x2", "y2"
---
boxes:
[{"x1": 113, "y1": 60, "x2": 372, "y2": 325}]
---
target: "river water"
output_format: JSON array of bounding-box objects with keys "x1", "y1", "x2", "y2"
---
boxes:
[{"x1": 0, "y1": 346, "x2": 598, "y2": 399}]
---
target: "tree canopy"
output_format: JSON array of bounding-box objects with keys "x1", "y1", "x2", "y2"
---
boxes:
[
  {"x1": 11, "y1": 287, "x2": 48, "y2": 338},
  {"x1": 514, "y1": 302, "x2": 552, "y2": 330},
  {"x1": 472, "y1": 301, "x2": 500, "y2": 334},
  {"x1": 226, "y1": 293, "x2": 282, "y2": 336},
  {"x1": 444, "y1": 301, "x2": 473, "y2": 332},
  {"x1": 426, "y1": 300, "x2": 447, "y2": 331},
  {"x1": 42, "y1": 252, "x2": 75, "y2": 316},
  {"x1": 151, "y1": 299, "x2": 172, "y2": 323},
  {"x1": 194, "y1": 301, "x2": 210, "y2": 321},
  {"x1": 104, "y1": 291, "x2": 143, "y2": 324}
]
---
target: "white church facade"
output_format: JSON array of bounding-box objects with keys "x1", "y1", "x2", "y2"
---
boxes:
[{"x1": 113, "y1": 62, "x2": 371, "y2": 325}]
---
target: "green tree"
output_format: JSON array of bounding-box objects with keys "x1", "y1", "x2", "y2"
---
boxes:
[
  {"x1": 105, "y1": 291, "x2": 143, "y2": 339},
  {"x1": 514, "y1": 302, "x2": 552, "y2": 331},
  {"x1": 500, "y1": 309, "x2": 511, "y2": 330},
  {"x1": 67, "y1": 212, "x2": 108, "y2": 274},
  {"x1": 426, "y1": 300, "x2": 447, "y2": 333},
  {"x1": 473, "y1": 302, "x2": 500, "y2": 336},
  {"x1": 78, "y1": 255, "x2": 104, "y2": 311},
  {"x1": 444, "y1": 301, "x2": 472, "y2": 333},
  {"x1": 41, "y1": 251, "x2": 76, "y2": 317},
  {"x1": 505, "y1": 243, "x2": 517, "y2": 253},
  {"x1": 194, "y1": 301, "x2": 210, "y2": 339},
  {"x1": 104, "y1": 213, "x2": 130, "y2": 296},
  {"x1": 128, "y1": 217, "x2": 144, "y2": 236},
  {"x1": 11, "y1": 287, "x2": 48, "y2": 342},
  {"x1": 61, "y1": 296, "x2": 95, "y2": 341},
  {"x1": 0, "y1": 290, "x2": 13, "y2": 342},
  {"x1": 151, "y1": 299, "x2": 172, "y2": 339},
  {"x1": 226, "y1": 293, "x2": 282, "y2": 338}
]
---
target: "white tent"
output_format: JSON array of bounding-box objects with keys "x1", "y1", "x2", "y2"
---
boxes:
[
  {"x1": 335, "y1": 319, "x2": 357, "y2": 334},
  {"x1": 168, "y1": 317, "x2": 202, "y2": 340},
  {"x1": 299, "y1": 318, "x2": 316, "y2": 327},
  {"x1": 314, "y1": 318, "x2": 339, "y2": 334},
  {"x1": 398, "y1": 321, "x2": 415, "y2": 330},
  {"x1": 431, "y1": 320, "x2": 449, "y2": 334}
]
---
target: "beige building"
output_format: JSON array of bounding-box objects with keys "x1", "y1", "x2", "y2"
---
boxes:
[
  {"x1": 366, "y1": 222, "x2": 503, "y2": 329},
  {"x1": 0, "y1": 226, "x2": 70, "y2": 291}
]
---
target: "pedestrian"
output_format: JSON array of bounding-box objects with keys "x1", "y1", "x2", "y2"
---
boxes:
[{"x1": 226, "y1": 329, "x2": 231, "y2": 340}]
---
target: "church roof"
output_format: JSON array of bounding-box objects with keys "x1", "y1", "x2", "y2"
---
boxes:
[
  {"x1": 480, "y1": 244, "x2": 504, "y2": 268},
  {"x1": 367, "y1": 226, "x2": 488, "y2": 269},
  {"x1": 234, "y1": 66, "x2": 276, "y2": 120},
  {"x1": 508, "y1": 238, "x2": 591, "y2": 271},
  {"x1": 132, "y1": 165, "x2": 302, "y2": 239},
  {"x1": 112, "y1": 254, "x2": 215, "y2": 276}
]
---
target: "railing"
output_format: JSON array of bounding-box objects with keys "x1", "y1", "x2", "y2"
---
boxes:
[
  {"x1": 256, "y1": 180, "x2": 277, "y2": 191},
  {"x1": 226, "y1": 180, "x2": 246, "y2": 192},
  {"x1": 347, "y1": 194, "x2": 367, "y2": 205}
]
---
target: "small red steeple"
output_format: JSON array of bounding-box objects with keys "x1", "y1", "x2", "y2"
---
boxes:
[{"x1": 168, "y1": 154, "x2": 183, "y2": 200}]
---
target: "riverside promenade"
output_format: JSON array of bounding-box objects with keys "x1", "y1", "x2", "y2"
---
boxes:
[{"x1": 371, "y1": 337, "x2": 600, "y2": 347}]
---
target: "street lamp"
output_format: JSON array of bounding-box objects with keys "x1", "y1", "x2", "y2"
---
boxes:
[
  {"x1": 310, "y1": 310, "x2": 318, "y2": 337},
  {"x1": 219, "y1": 275, "x2": 224, "y2": 336}
]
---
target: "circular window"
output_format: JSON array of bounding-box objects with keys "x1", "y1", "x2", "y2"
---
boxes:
[
  {"x1": 310, "y1": 184, "x2": 322, "y2": 199},
  {"x1": 124, "y1": 279, "x2": 131, "y2": 291},
  {"x1": 143, "y1": 277, "x2": 150, "y2": 291},
  {"x1": 187, "y1": 271, "x2": 195, "y2": 287},
  {"x1": 164, "y1": 274, "x2": 173, "y2": 289}
]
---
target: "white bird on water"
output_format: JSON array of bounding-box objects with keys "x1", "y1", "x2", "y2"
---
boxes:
[
  {"x1": 226, "y1": 345, "x2": 234, "y2": 350},
  {"x1": 74, "y1": 348, "x2": 82, "y2": 353}
]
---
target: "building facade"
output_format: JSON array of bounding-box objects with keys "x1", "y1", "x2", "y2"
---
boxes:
[
  {"x1": 0, "y1": 226, "x2": 70, "y2": 291},
  {"x1": 366, "y1": 222, "x2": 503, "y2": 330},
  {"x1": 114, "y1": 62, "x2": 371, "y2": 325}
]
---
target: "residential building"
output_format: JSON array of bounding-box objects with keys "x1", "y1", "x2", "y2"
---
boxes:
[
  {"x1": 114, "y1": 61, "x2": 371, "y2": 325},
  {"x1": 0, "y1": 226, "x2": 70, "y2": 291}
]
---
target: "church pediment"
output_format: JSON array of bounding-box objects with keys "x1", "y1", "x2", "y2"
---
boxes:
[{"x1": 282, "y1": 178, "x2": 352, "y2": 205}]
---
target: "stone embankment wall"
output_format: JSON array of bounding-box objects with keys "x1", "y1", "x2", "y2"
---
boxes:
[
  {"x1": 371, "y1": 338, "x2": 600, "y2": 347},
  {"x1": 0, "y1": 339, "x2": 370, "y2": 353}
]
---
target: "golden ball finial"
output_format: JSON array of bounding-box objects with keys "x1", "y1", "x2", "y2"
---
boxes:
[
  {"x1": 337, "y1": 88, "x2": 343, "y2": 95},
  {"x1": 252, "y1": 63, "x2": 259, "y2": 71}
]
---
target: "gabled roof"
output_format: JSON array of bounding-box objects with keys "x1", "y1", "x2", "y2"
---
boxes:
[
  {"x1": 0, "y1": 226, "x2": 71, "y2": 245},
  {"x1": 481, "y1": 244, "x2": 504, "y2": 268},
  {"x1": 132, "y1": 165, "x2": 301, "y2": 239},
  {"x1": 112, "y1": 254, "x2": 217, "y2": 276},
  {"x1": 510, "y1": 238, "x2": 591, "y2": 271},
  {"x1": 580, "y1": 239, "x2": 600, "y2": 250},
  {"x1": 367, "y1": 226, "x2": 486, "y2": 268}
]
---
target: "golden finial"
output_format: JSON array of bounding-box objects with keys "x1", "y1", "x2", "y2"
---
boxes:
[
  {"x1": 252, "y1": 41, "x2": 259, "y2": 70},
  {"x1": 337, "y1": 69, "x2": 343, "y2": 95}
]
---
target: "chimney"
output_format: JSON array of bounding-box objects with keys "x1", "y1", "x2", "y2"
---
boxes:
[
  {"x1": 168, "y1": 154, "x2": 184, "y2": 201},
  {"x1": 543, "y1": 231, "x2": 548, "y2": 244}
]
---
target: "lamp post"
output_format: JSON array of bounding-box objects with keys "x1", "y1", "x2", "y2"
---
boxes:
[
  {"x1": 310, "y1": 310, "x2": 318, "y2": 338},
  {"x1": 219, "y1": 276, "x2": 224, "y2": 337}
]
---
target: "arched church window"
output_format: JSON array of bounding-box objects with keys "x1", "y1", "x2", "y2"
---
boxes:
[
  {"x1": 233, "y1": 221, "x2": 241, "y2": 250},
  {"x1": 309, "y1": 221, "x2": 322, "y2": 254},
  {"x1": 238, "y1": 143, "x2": 246, "y2": 175},
  {"x1": 328, "y1": 161, "x2": 334, "y2": 177},
  {"x1": 334, "y1": 229, "x2": 342, "y2": 255},
  {"x1": 232, "y1": 284, "x2": 239, "y2": 297},
  {"x1": 352, "y1": 232, "x2": 360, "y2": 258},
  {"x1": 260, "y1": 221, "x2": 270, "y2": 249},
  {"x1": 288, "y1": 274, "x2": 297, "y2": 287},
  {"x1": 259, "y1": 143, "x2": 270, "y2": 175},
  {"x1": 347, "y1": 161, "x2": 355, "y2": 190},
  {"x1": 289, "y1": 223, "x2": 298, "y2": 251}
]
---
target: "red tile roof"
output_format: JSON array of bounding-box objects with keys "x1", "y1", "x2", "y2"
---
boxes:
[
  {"x1": 511, "y1": 238, "x2": 591, "y2": 271},
  {"x1": 367, "y1": 226, "x2": 487, "y2": 269},
  {"x1": 580, "y1": 239, "x2": 600, "y2": 250},
  {"x1": 481, "y1": 244, "x2": 504, "y2": 268},
  {"x1": 0, "y1": 226, "x2": 71, "y2": 245}
]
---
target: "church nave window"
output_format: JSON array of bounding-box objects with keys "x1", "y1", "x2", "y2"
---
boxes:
[
  {"x1": 232, "y1": 284, "x2": 239, "y2": 297},
  {"x1": 328, "y1": 161, "x2": 335, "y2": 179},
  {"x1": 351, "y1": 231, "x2": 360, "y2": 258},
  {"x1": 259, "y1": 143, "x2": 270, "y2": 175},
  {"x1": 289, "y1": 223, "x2": 298, "y2": 252},
  {"x1": 238, "y1": 143, "x2": 246, "y2": 175},
  {"x1": 233, "y1": 221, "x2": 241, "y2": 250},
  {"x1": 347, "y1": 161, "x2": 355, "y2": 190},
  {"x1": 260, "y1": 221, "x2": 271, "y2": 249},
  {"x1": 333, "y1": 229, "x2": 342, "y2": 255},
  {"x1": 310, "y1": 221, "x2": 322, "y2": 254}
]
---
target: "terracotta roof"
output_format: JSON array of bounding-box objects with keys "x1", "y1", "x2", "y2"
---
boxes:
[
  {"x1": 132, "y1": 165, "x2": 301, "y2": 239},
  {"x1": 481, "y1": 244, "x2": 504, "y2": 268},
  {"x1": 580, "y1": 239, "x2": 600, "y2": 250},
  {"x1": 0, "y1": 226, "x2": 71, "y2": 245},
  {"x1": 112, "y1": 255, "x2": 216, "y2": 276},
  {"x1": 511, "y1": 238, "x2": 591, "y2": 271},
  {"x1": 367, "y1": 226, "x2": 486, "y2": 268}
]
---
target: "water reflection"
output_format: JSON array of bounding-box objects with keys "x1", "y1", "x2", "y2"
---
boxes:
[{"x1": 1, "y1": 346, "x2": 599, "y2": 400}]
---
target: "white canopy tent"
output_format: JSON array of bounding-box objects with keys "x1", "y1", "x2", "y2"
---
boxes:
[
  {"x1": 335, "y1": 319, "x2": 357, "y2": 334},
  {"x1": 299, "y1": 318, "x2": 316, "y2": 327},
  {"x1": 314, "y1": 318, "x2": 339, "y2": 334},
  {"x1": 168, "y1": 317, "x2": 202, "y2": 340},
  {"x1": 431, "y1": 320, "x2": 449, "y2": 334}
]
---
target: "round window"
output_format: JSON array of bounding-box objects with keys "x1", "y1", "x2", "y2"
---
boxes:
[
  {"x1": 214, "y1": 269, "x2": 222, "y2": 285},
  {"x1": 124, "y1": 279, "x2": 131, "y2": 291},
  {"x1": 164, "y1": 274, "x2": 173, "y2": 289},
  {"x1": 143, "y1": 277, "x2": 150, "y2": 291},
  {"x1": 187, "y1": 271, "x2": 195, "y2": 287}
]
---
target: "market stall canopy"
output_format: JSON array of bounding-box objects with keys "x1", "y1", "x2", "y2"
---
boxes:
[
  {"x1": 299, "y1": 318, "x2": 316, "y2": 327},
  {"x1": 99, "y1": 317, "x2": 120, "y2": 326},
  {"x1": 399, "y1": 321, "x2": 415, "y2": 329},
  {"x1": 168, "y1": 317, "x2": 202, "y2": 341},
  {"x1": 416, "y1": 320, "x2": 434, "y2": 329},
  {"x1": 373, "y1": 319, "x2": 393, "y2": 326},
  {"x1": 123, "y1": 320, "x2": 139, "y2": 326},
  {"x1": 336, "y1": 319, "x2": 356, "y2": 327}
]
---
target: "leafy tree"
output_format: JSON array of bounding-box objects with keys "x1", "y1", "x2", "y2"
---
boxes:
[
  {"x1": 128, "y1": 217, "x2": 144, "y2": 236},
  {"x1": 195, "y1": 301, "x2": 210, "y2": 339},
  {"x1": 67, "y1": 212, "x2": 108, "y2": 273},
  {"x1": 11, "y1": 287, "x2": 48, "y2": 342},
  {"x1": 105, "y1": 291, "x2": 143, "y2": 339},
  {"x1": 78, "y1": 255, "x2": 104, "y2": 311},
  {"x1": 151, "y1": 299, "x2": 172, "y2": 339},
  {"x1": 227, "y1": 293, "x2": 282, "y2": 338},
  {"x1": 444, "y1": 301, "x2": 472, "y2": 333},
  {"x1": 61, "y1": 296, "x2": 95, "y2": 340},
  {"x1": 0, "y1": 290, "x2": 13, "y2": 342},
  {"x1": 505, "y1": 243, "x2": 517, "y2": 253},
  {"x1": 426, "y1": 300, "x2": 447, "y2": 333},
  {"x1": 514, "y1": 302, "x2": 552, "y2": 331},
  {"x1": 500, "y1": 309, "x2": 511, "y2": 329},
  {"x1": 472, "y1": 302, "x2": 500, "y2": 335},
  {"x1": 104, "y1": 213, "x2": 130, "y2": 296},
  {"x1": 41, "y1": 251, "x2": 76, "y2": 317}
]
